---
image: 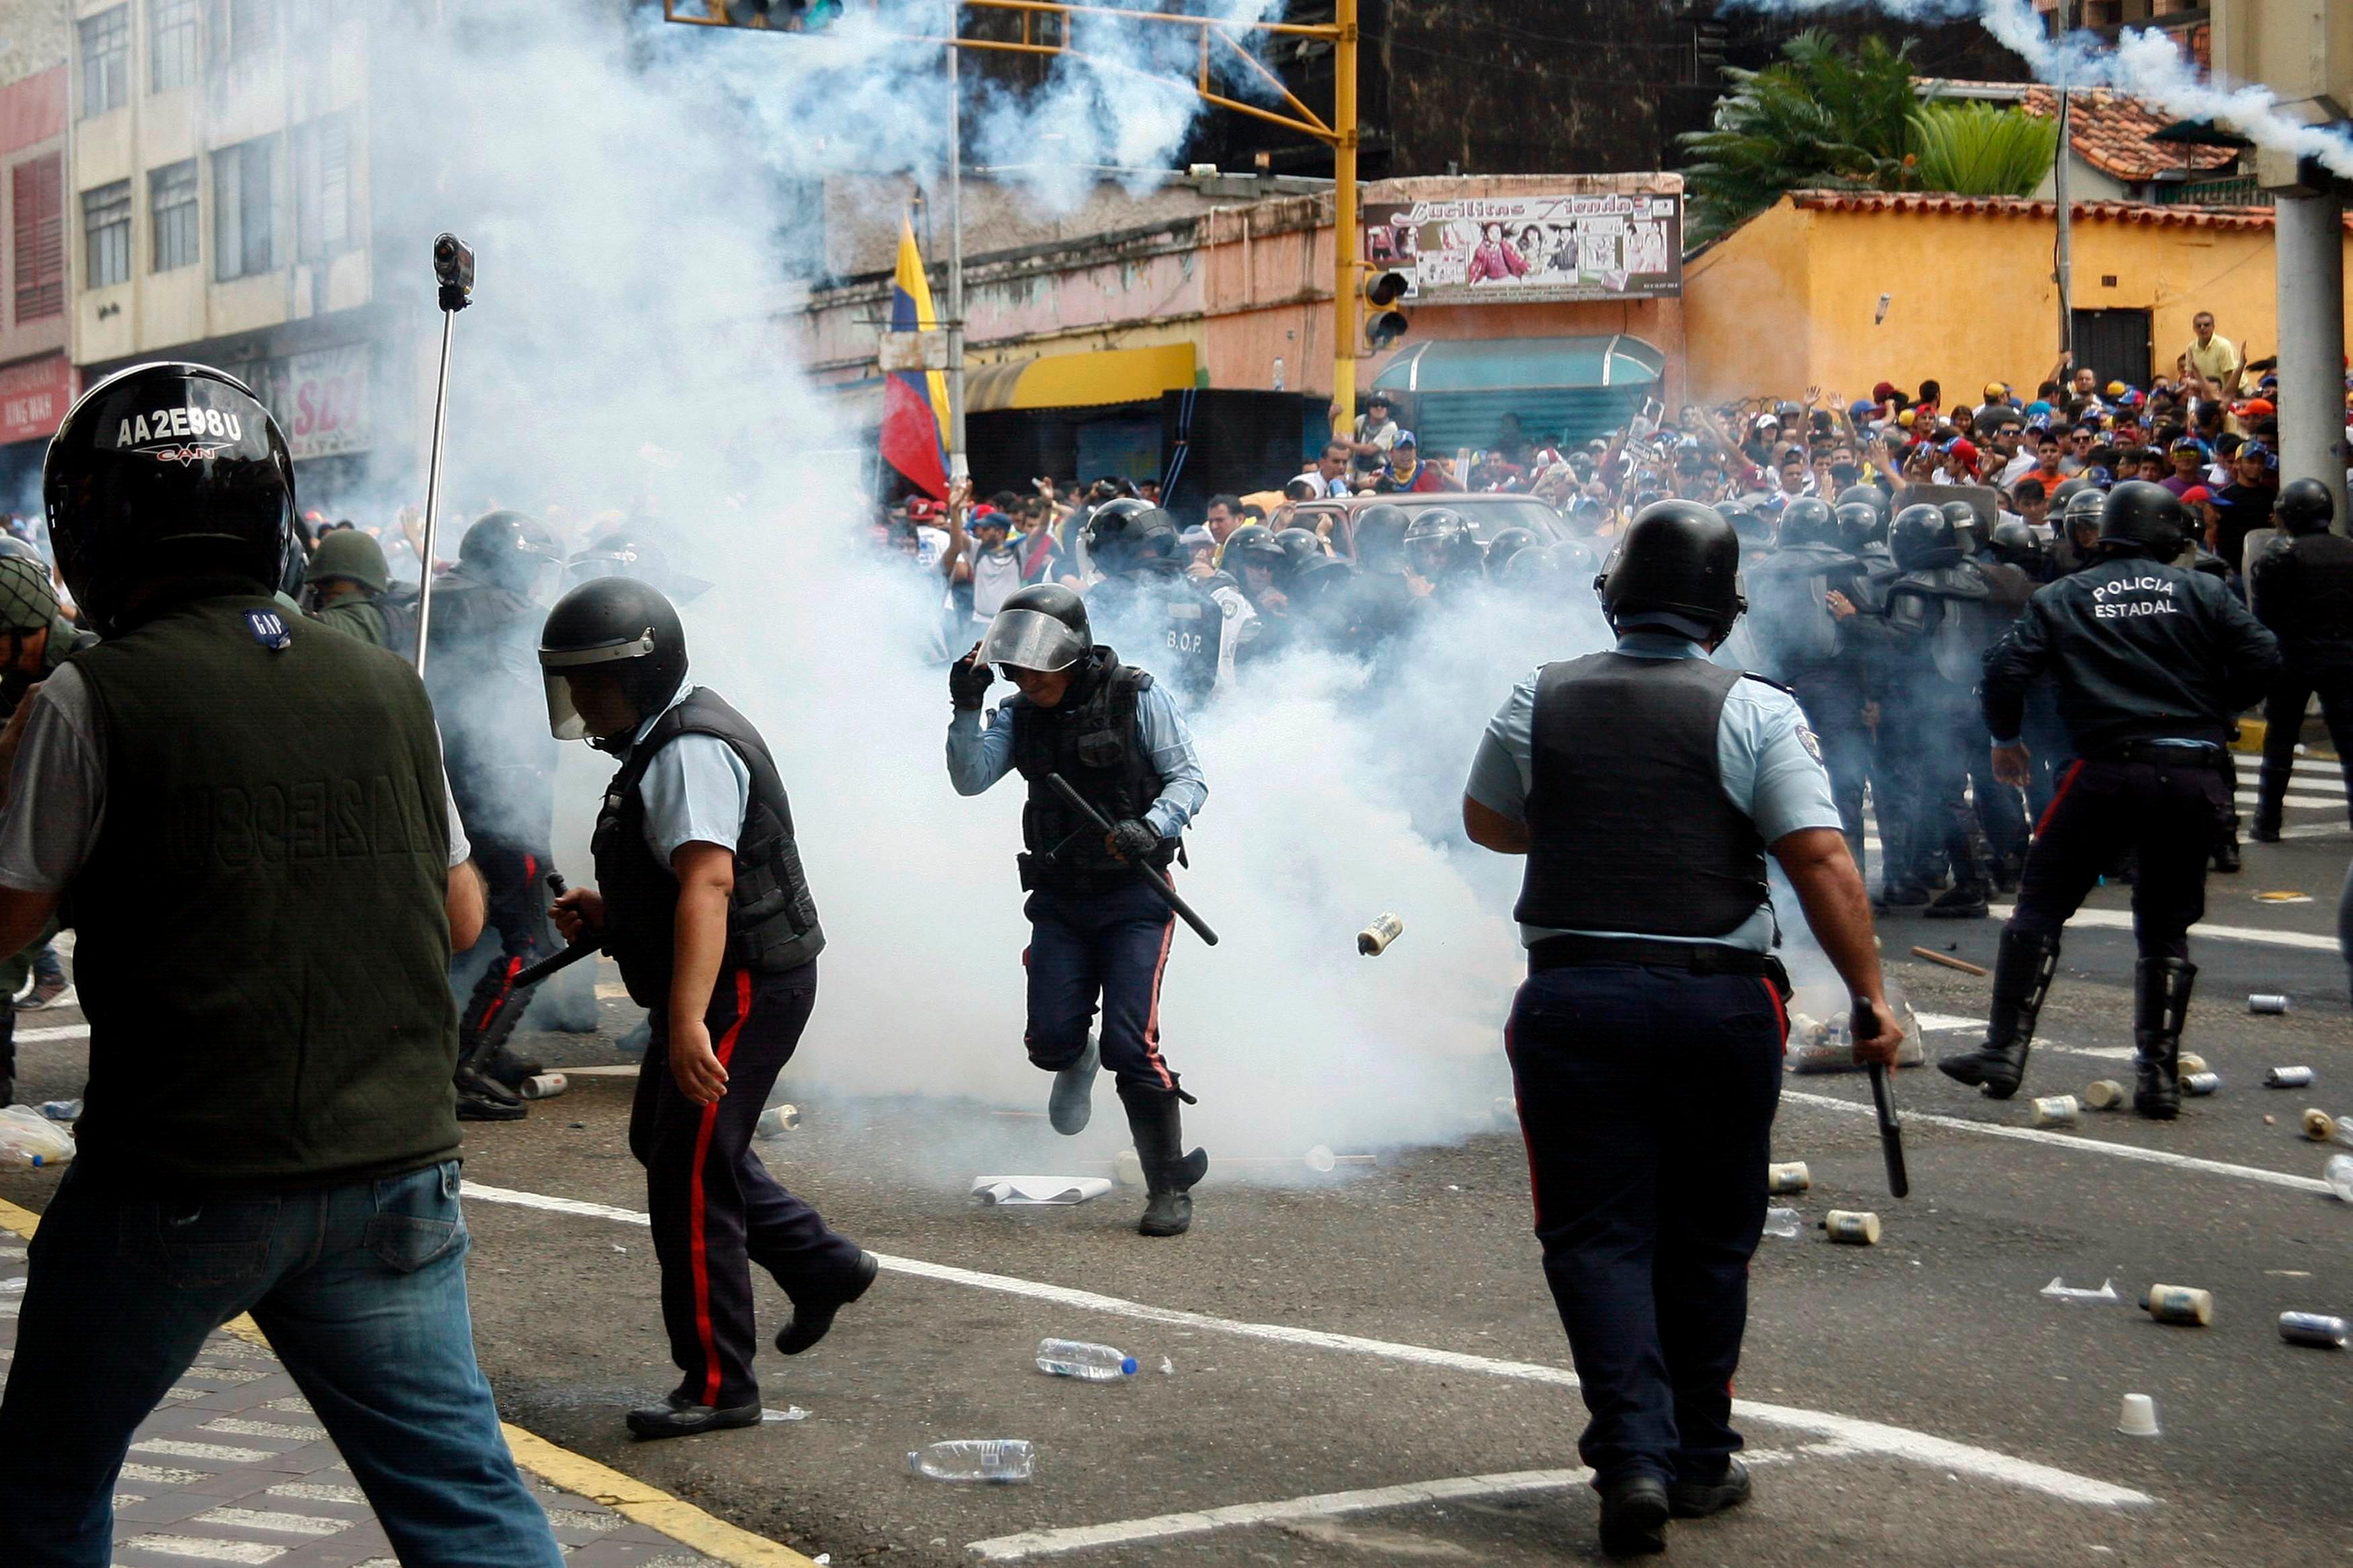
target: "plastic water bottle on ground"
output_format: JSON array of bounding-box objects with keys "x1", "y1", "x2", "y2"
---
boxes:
[
  {"x1": 1035, "y1": 1338, "x2": 1137, "y2": 1380},
  {"x1": 908, "y1": 1439, "x2": 1034, "y2": 1482},
  {"x1": 0, "y1": 1104, "x2": 74, "y2": 1167},
  {"x1": 2327, "y1": 1153, "x2": 2353, "y2": 1204},
  {"x1": 1763, "y1": 1207, "x2": 1802, "y2": 1239}
]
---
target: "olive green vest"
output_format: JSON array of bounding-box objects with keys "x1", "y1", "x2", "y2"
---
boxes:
[
  {"x1": 312, "y1": 595, "x2": 389, "y2": 649},
  {"x1": 68, "y1": 593, "x2": 459, "y2": 1188}
]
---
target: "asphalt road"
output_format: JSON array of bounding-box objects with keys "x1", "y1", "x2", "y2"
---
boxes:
[{"x1": 5, "y1": 773, "x2": 2350, "y2": 1566}]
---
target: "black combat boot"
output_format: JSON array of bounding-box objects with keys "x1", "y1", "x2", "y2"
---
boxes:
[
  {"x1": 1118, "y1": 1081, "x2": 1207, "y2": 1237},
  {"x1": 2132, "y1": 956, "x2": 2196, "y2": 1120},
  {"x1": 2212, "y1": 819, "x2": 2243, "y2": 874},
  {"x1": 454, "y1": 952, "x2": 535, "y2": 1119},
  {"x1": 1047, "y1": 1035, "x2": 1099, "y2": 1136},
  {"x1": 1938, "y1": 927, "x2": 2061, "y2": 1098}
]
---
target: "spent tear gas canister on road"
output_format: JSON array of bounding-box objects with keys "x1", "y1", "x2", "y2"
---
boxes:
[
  {"x1": 1766, "y1": 1161, "x2": 1811, "y2": 1195},
  {"x1": 2031, "y1": 1095, "x2": 2080, "y2": 1128},
  {"x1": 2141, "y1": 1284, "x2": 2215, "y2": 1326},
  {"x1": 2266, "y1": 1065, "x2": 2314, "y2": 1088},
  {"x1": 2278, "y1": 1313, "x2": 2349, "y2": 1349},
  {"x1": 2249, "y1": 993, "x2": 2290, "y2": 1015},
  {"x1": 2084, "y1": 1080, "x2": 2127, "y2": 1110},
  {"x1": 2184, "y1": 1071, "x2": 2222, "y2": 1097},
  {"x1": 1821, "y1": 1210, "x2": 1880, "y2": 1245}
]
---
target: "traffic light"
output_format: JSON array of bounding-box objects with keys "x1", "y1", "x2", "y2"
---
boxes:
[
  {"x1": 1363, "y1": 269, "x2": 1409, "y2": 350},
  {"x1": 720, "y1": 0, "x2": 842, "y2": 30}
]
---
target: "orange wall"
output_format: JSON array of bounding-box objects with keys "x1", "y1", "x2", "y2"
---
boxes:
[{"x1": 1685, "y1": 198, "x2": 2353, "y2": 406}]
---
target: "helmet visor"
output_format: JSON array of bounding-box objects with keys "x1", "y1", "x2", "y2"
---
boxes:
[
  {"x1": 539, "y1": 630, "x2": 655, "y2": 740},
  {"x1": 980, "y1": 606, "x2": 1086, "y2": 673}
]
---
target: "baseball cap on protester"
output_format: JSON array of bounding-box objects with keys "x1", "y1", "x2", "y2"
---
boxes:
[
  {"x1": 2241, "y1": 397, "x2": 2276, "y2": 417},
  {"x1": 1394, "y1": 430, "x2": 1418, "y2": 447},
  {"x1": 1872, "y1": 381, "x2": 1901, "y2": 403},
  {"x1": 2180, "y1": 486, "x2": 2213, "y2": 505},
  {"x1": 2239, "y1": 441, "x2": 2276, "y2": 466}
]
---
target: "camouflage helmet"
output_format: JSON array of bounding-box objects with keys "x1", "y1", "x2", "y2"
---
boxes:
[
  {"x1": 308, "y1": 527, "x2": 390, "y2": 593},
  {"x1": 0, "y1": 554, "x2": 58, "y2": 635}
]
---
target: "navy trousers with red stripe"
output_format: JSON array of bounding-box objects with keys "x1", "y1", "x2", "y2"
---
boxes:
[
  {"x1": 629, "y1": 962, "x2": 865, "y2": 1409},
  {"x1": 2011, "y1": 756, "x2": 2226, "y2": 960},
  {"x1": 1021, "y1": 880, "x2": 1180, "y2": 1093},
  {"x1": 1504, "y1": 963, "x2": 1784, "y2": 1489}
]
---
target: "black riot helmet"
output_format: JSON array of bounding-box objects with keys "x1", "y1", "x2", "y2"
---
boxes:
[
  {"x1": 980, "y1": 582, "x2": 1091, "y2": 672},
  {"x1": 1941, "y1": 499, "x2": 1985, "y2": 556},
  {"x1": 1596, "y1": 500, "x2": 1745, "y2": 638},
  {"x1": 1403, "y1": 507, "x2": 1480, "y2": 580},
  {"x1": 461, "y1": 509, "x2": 565, "y2": 600},
  {"x1": 1833, "y1": 501, "x2": 1884, "y2": 553},
  {"x1": 1271, "y1": 526, "x2": 1328, "y2": 583},
  {"x1": 1835, "y1": 483, "x2": 1889, "y2": 524},
  {"x1": 567, "y1": 530, "x2": 713, "y2": 602},
  {"x1": 1484, "y1": 526, "x2": 1541, "y2": 577},
  {"x1": 2097, "y1": 480, "x2": 2190, "y2": 562},
  {"x1": 1350, "y1": 503, "x2": 1410, "y2": 575},
  {"x1": 43, "y1": 361, "x2": 296, "y2": 636},
  {"x1": 1890, "y1": 503, "x2": 1962, "y2": 571},
  {"x1": 539, "y1": 575, "x2": 689, "y2": 753},
  {"x1": 1224, "y1": 524, "x2": 1285, "y2": 581},
  {"x1": 2062, "y1": 485, "x2": 2106, "y2": 531},
  {"x1": 1776, "y1": 497, "x2": 1839, "y2": 550},
  {"x1": 2050, "y1": 475, "x2": 2095, "y2": 512},
  {"x1": 1084, "y1": 498, "x2": 1181, "y2": 577},
  {"x1": 1989, "y1": 518, "x2": 2045, "y2": 571},
  {"x1": 2276, "y1": 477, "x2": 2336, "y2": 538}
]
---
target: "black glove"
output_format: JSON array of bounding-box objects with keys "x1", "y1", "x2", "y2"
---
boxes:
[
  {"x1": 1106, "y1": 819, "x2": 1160, "y2": 864},
  {"x1": 950, "y1": 647, "x2": 995, "y2": 711}
]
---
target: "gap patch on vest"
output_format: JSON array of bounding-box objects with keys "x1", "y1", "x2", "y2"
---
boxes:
[{"x1": 244, "y1": 609, "x2": 292, "y2": 651}]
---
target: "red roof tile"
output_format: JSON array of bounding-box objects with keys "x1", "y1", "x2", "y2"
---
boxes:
[
  {"x1": 1786, "y1": 190, "x2": 2296, "y2": 231},
  {"x1": 2014, "y1": 84, "x2": 2238, "y2": 181}
]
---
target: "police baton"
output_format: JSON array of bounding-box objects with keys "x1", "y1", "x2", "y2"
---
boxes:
[
  {"x1": 1043, "y1": 772, "x2": 1218, "y2": 946},
  {"x1": 411, "y1": 233, "x2": 474, "y2": 678},
  {"x1": 1856, "y1": 998, "x2": 1910, "y2": 1199},
  {"x1": 512, "y1": 870, "x2": 600, "y2": 988}
]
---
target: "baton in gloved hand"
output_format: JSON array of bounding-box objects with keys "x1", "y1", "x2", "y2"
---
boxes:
[
  {"x1": 1856, "y1": 997, "x2": 1910, "y2": 1199},
  {"x1": 1043, "y1": 772, "x2": 1218, "y2": 946},
  {"x1": 512, "y1": 870, "x2": 602, "y2": 989}
]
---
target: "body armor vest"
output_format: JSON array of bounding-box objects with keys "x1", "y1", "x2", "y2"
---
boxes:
[
  {"x1": 593, "y1": 688, "x2": 825, "y2": 1009},
  {"x1": 1012, "y1": 648, "x2": 1173, "y2": 889},
  {"x1": 1515, "y1": 651, "x2": 1769, "y2": 940}
]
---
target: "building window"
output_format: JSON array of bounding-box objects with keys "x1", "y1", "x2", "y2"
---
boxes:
[
  {"x1": 150, "y1": 0, "x2": 198, "y2": 92},
  {"x1": 228, "y1": 0, "x2": 275, "y2": 63},
  {"x1": 77, "y1": 6, "x2": 130, "y2": 120},
  {"x1": 82, "y1": 181, "x2": 131, "y2": 290},
  {"x1": 150, "y1": 159, "x2": 199, "y2": 273},
  {"x1": 11, "y1": 157, "x2": 63, "y2": 321},
  {"x1": 212, "y1": 135, "x2": 277, "y2": 280},
  {"x1": 293, "y1": 114, "x2": 349, "y2": 261}
]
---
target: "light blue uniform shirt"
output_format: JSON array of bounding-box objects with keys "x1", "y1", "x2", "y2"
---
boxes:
[
  {"x1": 1464, "y1": 632, "x2": 1842, "y2": 952},
  {"x1": 620, "y1": 684, "x2": 752, "y2": 864},
  {"x1": 947, "y1": 680, "x2": 1207, "y2": 841}
]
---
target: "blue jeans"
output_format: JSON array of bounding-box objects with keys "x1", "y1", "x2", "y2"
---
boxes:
[
  {"x1": 1505, "y1": 964, "x2": 1785, "y2": 1488},
  {"x1": 0, "y1": 1159, "x2": 563, "y2": 1568}
]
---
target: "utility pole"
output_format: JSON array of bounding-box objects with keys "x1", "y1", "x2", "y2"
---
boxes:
[
  {"x1": 944, "y1": 0, "x2": 968, "y2": 484},
  {"x1": 1330, "y1": 0, "x2": 1359, "y2": 441},
  {"x1": 2052, "y1": 0, "x2": 2073, "y2": 370}
]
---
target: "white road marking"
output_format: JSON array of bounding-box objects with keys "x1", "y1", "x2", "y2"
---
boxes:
[
  {"x1": 1986, "y1": 903, "x2": 2344, "y2": 953},
  {"x1": 260, "y1": 1397, "x2": 313, "y2": 1415},
  {"x1": 116, "y1": 1535, "x2": 285, "y2": 1563},
  {"x1": 264, "y1": 1482, "x2": 368, "y2": 1505},
  {"x1": 1907, "y1": 1013, "x2": 2131, "y2": 1061},
  {"x1": 120, "y1": 1463, "x2": 208, "y2": 1486},
  {"x1": 458, "y1": 1182, "x2": 2154, "y2": 1511},
  {"x1": 1782, "y1": 1088, "x2": 2333, "y2": 1194},
  {"x1": 200, "y1": 1417, "x2": 327, "y2": 1441},
  {"x1": 965, "y1": 1467, "x2": 1595, "y2": 1561},
  {"x1": 130, "y1": 1438, "x2": 273, "y2": 1463},
  {"x1": 180, "y1": 1364, "x2": 268, "y2": 1386},
  {"x1": 17, "y1": 1022, "x2": 87, "y2": 1042},
  {"x1": 192, "y1": 1508, "x2": 350, "y2": 1537},
  {"x1": 2233, "y1": 791, "x2": 2340, "y2": 810}
]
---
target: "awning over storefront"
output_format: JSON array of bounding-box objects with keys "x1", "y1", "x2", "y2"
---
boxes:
[
  {"x1": 966, "y1": 342, "x2": 1199, "y2": 413},
  {"x1": 1370, "y1": 334, "x2": 1665, "y2": 452}
]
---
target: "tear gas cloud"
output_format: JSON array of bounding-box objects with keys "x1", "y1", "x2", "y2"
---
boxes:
[
  {"x1": 1720, "y1": 0, "x2": 2353, "y2": 179},
  {"x1": 380, "y1": 1, "x2": 1860, "y2": 1178}
]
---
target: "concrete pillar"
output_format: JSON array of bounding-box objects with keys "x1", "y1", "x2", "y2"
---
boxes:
[{"x1": 2274, "y1": 190, "x2": 2350, "y2": 533}]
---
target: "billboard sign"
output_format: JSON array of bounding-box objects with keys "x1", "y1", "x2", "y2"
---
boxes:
[{"x1": 1363, "y1": 192, "x2": 1682, "y2": 303}]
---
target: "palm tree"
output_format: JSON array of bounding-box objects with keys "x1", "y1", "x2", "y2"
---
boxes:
[
  {"x1": 1679, "y1": 30, "x2": 1921, "y2": 244},
  {"x1": 1910, "y1": 99, "x2": 2060, "y2": 198}
]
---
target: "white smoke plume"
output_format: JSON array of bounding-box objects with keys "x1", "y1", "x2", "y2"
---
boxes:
[{"x1": 1720, "y1": 0, "x2": 2353, "y2": 179}]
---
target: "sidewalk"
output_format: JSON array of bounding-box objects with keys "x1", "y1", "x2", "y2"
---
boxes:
[{"x1": 0, "y1": 1206, "x2": 809, "y2": 1568}]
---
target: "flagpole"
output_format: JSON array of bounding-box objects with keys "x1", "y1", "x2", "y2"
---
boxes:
[{"x1": 944, "y1": 0, "x2": 968, "y2": 485}]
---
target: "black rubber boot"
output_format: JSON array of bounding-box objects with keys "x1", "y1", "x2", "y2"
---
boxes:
[
  {"x1": 2133, "y1": 956, "x2": 2196, "y2": 1120},
  {"x1": 1119, "y1": 1081, "x2": 1207, "y2": 1237},
  {"x1": 1938, "y1": 927, "x2": 2060, "y2": 1099},
  {"x1": 1047, "y1": 1036, "x2": 1099, "y2": 1136},
  {"x1": 2212, "y1": 824, "x2": 2243, "y2": 874},
  {"x1": 1923, "y1": 883, "x2": 1989, "y2": 919}
]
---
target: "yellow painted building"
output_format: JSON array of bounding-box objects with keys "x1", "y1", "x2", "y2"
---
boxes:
[{"x1": 1683, "y1": 190, "x2": 2353, "y2": 405}]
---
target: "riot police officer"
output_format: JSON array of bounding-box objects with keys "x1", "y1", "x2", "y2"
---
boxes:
[
  {"x1": 541, "y1": 576, "x2": 870, "y2": 1439},
  {"x1": 2247, "y1": 477, "x2": 2353, "y2": 839},
  {"x1": 0, "y1": 362, "x2": 563, "y2": 1563},
  {"x1": 1463, "y1": 500, "x2": 1899, "y2": 1557},
  {"x1": 303, "y1": 528, "x2": 413, "y2": 656},
  {"x1": 1224, "y1": 522, "x2": 1298, "y2": 662},
  {"x1": 1944, "y1": 483, "x2": 2279, "y2": 1116},
  {"x1": 946, "y1": 585, "x2": 1212, "y2": 1237},
  {"x1": 1082, "y1": 499, "x2": 1232, "y2": 699},
  {"x1": 1402, "y1": 507, "x2": 1482, "y2": 604},
  {"x1": 1747, "y1": 499, "x2": 1872, "y2": 871},
  {"x1": 427, "y1": 509, "x2": 568, "y2": 1119}
]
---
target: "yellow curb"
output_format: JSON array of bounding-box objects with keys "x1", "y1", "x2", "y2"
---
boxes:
[{"x1": 0, "y1": 1193, "x2": 816, "y2": 1568}]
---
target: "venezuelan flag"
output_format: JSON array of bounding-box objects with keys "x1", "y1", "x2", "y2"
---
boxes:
[{"x1": 879, "y1": 214, "x2": 951, "y2": 500}]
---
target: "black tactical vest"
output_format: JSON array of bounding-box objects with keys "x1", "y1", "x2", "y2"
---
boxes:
[
  {"x1": 2254, "y1": 534, "x2": 2353, "y2": 656},
  {"x1": 1514, "y1": 651, "x2": 1769, "y2": 939},
  {"x1": 69, "y1": 593, "x2": 458, "y2": 1188},
  {"x1": 592, "y1": 687, "x2": 826, "y2": 1009},
  {"x1": 1011, "y1": 648, "x2": 1172, "y2": 889}
]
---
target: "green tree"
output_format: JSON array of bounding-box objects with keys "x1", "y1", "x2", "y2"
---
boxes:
[
  {"x1": 1909, "y1": 99, "x2": 2060, "y2": 198},
  {"x1": 1679, "y1": 30, "x2": 1920, "y2": 244}
]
